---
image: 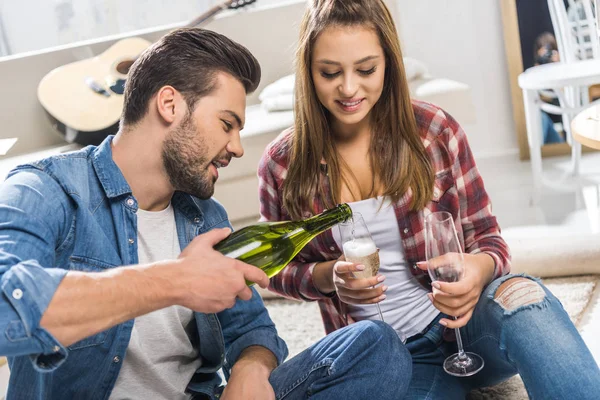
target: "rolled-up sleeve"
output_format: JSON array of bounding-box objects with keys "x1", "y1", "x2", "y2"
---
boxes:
[{"x1": 0, "y1": 168, "x2": 72, "y2": 371}]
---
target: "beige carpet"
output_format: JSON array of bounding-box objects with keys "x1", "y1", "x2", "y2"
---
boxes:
[
  {"x1": 265, "y1": 275, "x2": 599, "y2": 399},
  {"x1": 543, "y1": 276, "x2": 598, "y2": 325}
]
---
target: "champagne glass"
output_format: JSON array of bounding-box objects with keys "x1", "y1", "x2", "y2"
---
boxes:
[
  {"x1": 424, "y1": 211, "x2": 484, "y2": 377},
  {"x1": 338, "y1": 213, "x2": 384, "y2": 321}
]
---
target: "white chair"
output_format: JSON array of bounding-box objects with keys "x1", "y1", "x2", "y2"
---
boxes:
[
  {"x1": 518, "y1": 0, "x2": 600, "y2": 201},
  {"x1": 596, "y1": 0, "x2": 600, "y2": 39},
  {"x1": 549, "y1": 0, "x2": 600, "y2": 172},
  {"x1": 551, "y1": 0, "x2": 600, "y2": 63}
]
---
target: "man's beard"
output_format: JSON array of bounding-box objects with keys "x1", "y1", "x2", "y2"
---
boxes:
[{"x1": 161, "y1": 113, "x2": 214, "y2": 200}]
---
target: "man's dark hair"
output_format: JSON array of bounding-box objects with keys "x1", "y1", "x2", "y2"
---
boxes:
[{"x1": 122, "y1": 28, "x2": 261, "y2": 126}]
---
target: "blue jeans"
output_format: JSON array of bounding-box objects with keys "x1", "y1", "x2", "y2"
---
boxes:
[
  {"x1": 269, "y1": 320, "x2": 411, "y2": 399},
  {"x1": 542, "y1": 111, "x2": 564, "y2": 144},
  {"x1": 404, "y1": 274, "x2": 600, "y2": 399}
]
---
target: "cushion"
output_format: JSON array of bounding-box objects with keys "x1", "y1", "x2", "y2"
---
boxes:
[
  {"x1": 258, "y1": 74, "x2": 295, "y2": 102},
  {"x1": 403, "y1": 57, "x2": 428, "y2": 81},
  {"x1": 261, "y1": 94, "x2": 294, "y2": 112}
]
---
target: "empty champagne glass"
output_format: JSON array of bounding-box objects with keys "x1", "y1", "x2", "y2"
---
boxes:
[
  {"x1": 338, "y1": 212, "x2": 384, "y2": 321},
  {"x1": 424, "y1": 211, "x2": 484, "y2": 377}
]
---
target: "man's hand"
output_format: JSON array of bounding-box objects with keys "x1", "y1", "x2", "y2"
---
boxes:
[
  {"x1": 222, "y1": 346, "x2": 277, "y2": 400},
  {"x1": 167, "y1": 228, "x2": 270, "y2": 313},
  {"x1": 417, "y1": 253, "x2": 494, "y2": 329},
  {"x1": 332, "y1": 258, "x2": 387, "y2": 305}
]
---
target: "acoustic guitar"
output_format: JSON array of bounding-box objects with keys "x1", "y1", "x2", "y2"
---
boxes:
[{"x1": 37, "y1": 0, "x2": 256, "y2": 146}]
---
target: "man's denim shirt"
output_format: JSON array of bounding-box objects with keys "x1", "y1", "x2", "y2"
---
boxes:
[{"x1": 0, "y1": 136, "x2": 288, "y2": 399}]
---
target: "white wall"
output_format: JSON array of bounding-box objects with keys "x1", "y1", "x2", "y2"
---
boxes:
[
  {"x1": 0, "y1": 0, "x2": 214, "y2": 57},
  {"x1": 0, "y1": 1, "x2": 298, "y2": 57},
  {"x1": 394, "y1": 0, "x2": 518, "y2": 158}
]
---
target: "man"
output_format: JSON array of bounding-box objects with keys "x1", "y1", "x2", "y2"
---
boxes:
[{"x1": 0, "y1": 28, "x2": 409, "y2": 399}]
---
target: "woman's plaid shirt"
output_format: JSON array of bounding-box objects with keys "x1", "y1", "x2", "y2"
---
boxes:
[{"x1": 257, "y1": 100, "x2": 511, "y2": 334}]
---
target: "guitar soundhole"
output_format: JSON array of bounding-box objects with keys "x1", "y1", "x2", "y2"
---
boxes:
[{"x1": 116, "y1": 60, "x2": 135, "y2": 75}]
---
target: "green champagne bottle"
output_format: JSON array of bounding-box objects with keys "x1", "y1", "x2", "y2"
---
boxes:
[{"x1": 214, "y1": 204, "x2": 352, "y2": 285}]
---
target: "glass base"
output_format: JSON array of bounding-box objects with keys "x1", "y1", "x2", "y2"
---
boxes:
[{"x1": 443, "y1": 352, "x2": 484, "y2": 377}]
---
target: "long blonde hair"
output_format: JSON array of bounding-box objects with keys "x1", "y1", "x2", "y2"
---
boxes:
[{"x1": 283, "y1": 0, "x2": 434, "y2": 219}]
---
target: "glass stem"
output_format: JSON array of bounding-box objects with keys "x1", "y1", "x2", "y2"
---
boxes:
[
  {"x1": 371, "y1": 284, "x2": 385, "y2": 322},
  {"x1": 375, "y1": 303, "x2": 384, "y2": 322},
  {"x1": 453, "y1": 316, "x2": 467, "y2": 359}
]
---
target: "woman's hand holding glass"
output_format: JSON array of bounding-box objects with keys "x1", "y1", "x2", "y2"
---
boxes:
[
  {"x1": 335, "y1": 213, "x2": 386, "y2": 321},
  {"x1": 332, "y1": 257, "x2": 387, "y2": 305},
  {"x1": 423, "y1": 211, "x2": 486, "y2": 377},
  {"x1": 417, "y1": 252, "x2": 494, "y2": 329}
]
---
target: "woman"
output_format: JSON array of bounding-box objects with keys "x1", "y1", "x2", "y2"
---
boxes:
[{"x1": 258, "y1": 0, "x2": 600, "y2": 398}]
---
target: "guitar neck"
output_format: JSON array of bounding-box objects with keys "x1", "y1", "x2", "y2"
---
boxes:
[
  {"x1": 186, "y1": 1, "x2": 232, "y2": 27},
  {"x1": 186, "y1": 0, "x2": 255, "y2": 28}
]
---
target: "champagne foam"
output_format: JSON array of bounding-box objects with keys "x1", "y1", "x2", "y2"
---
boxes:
[
  {"x1": 343, "y1": 239, "x2": 379, "y2": 278},
  {"x1": 343, "y1": 238, "x2": 376, "y2": 258}
]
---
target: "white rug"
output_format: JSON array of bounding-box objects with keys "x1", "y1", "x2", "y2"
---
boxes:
[{"x1": 265, "y1": 275, "x2": 599, "y2": 399}]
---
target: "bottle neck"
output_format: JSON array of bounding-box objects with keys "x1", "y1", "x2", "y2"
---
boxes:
[{"x1": 303, "y1": 204, "x2": 352, "y2": 234}]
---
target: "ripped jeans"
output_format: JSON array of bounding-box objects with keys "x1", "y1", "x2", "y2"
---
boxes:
[{"x1": 403, "y1": 274, "x2": 600, "y2": 400}]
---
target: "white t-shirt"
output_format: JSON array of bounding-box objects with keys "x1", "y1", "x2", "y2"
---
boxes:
[
  {"x1": 110, "y1": 204, "x2": 201, "y2": 400},
  {"x1": 332, "y1": 197, "x2": 439, "y2": 341}
]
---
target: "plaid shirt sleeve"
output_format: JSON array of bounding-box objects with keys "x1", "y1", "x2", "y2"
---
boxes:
[
  {"x1": 257, "y1": 133, "x2": 333, "y2": 302},
  {"x1": 442, "y1": 110, "x2": 511, "y2": 280}
]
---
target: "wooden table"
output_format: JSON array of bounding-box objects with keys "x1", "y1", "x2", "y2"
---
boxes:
[{"x1": 571, "y1": 104, "x2": 600, "y2": 150}]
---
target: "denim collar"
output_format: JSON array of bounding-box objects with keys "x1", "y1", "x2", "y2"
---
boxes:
[
  {"x1": 91, "y1": 136, "x2": 132, "y2": 199},
  {"x1": 172, "y1": 191, "x2": 205, "y2": 221}
]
